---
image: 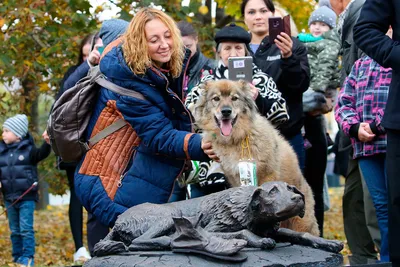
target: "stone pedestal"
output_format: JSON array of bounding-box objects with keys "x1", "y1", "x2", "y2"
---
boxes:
[{"x1": 84, "y1": 243, "x2": 343, "y2": 267}]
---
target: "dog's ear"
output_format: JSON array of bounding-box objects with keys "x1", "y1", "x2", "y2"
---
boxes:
[
  {"x1": 250, "y1": 188, "x2": 263, "y2": 211},
  {"x1": 290, "y1": 185, "x2": 306, "y2": 218},
  {"x1": 290, "y1": 185, "x2": 305, "y2": 202},
  {"x1": 238, "y1": 80, "x2": 257, "y2": 112}
]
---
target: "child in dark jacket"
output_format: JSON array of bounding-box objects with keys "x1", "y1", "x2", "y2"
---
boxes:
[{"x1": 0, "y1": 114, "x2": 51, "y2": 267}]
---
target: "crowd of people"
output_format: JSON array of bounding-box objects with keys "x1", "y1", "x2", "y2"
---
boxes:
[{"x1": 0, "y1": 0, "x2": 399, "y2": 266}]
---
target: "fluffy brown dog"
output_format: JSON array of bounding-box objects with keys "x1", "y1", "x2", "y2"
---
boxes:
[{"x1": 194, "y1": 79, "x2": 319, "y2": 236}]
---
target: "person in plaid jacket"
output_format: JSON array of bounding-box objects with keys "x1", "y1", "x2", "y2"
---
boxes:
[{"x1": 335, "y1": 54, "x2": 392, "y2": 262}]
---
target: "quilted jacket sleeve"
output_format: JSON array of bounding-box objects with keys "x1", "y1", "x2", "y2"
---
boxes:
[
  {"x1": 116, "y1": 95, "x2": 209, "y2": 162},
  {"x1": 335, "y1": 61, "x2": 361, "y2": 137}
]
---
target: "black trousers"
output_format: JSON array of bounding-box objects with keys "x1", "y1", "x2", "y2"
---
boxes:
[
  {"x1": 66, "y1": 167, "x2": 84, "y2": 251},
  {"x1": 386, "y1": 129, "x2": 400, "y2": 266},
  {"x1": 87, "y1": 212, "x2": 109, "y2": 256},
  {"x1": 304, "y1": 115, "x2": 327, "y2": 236}
]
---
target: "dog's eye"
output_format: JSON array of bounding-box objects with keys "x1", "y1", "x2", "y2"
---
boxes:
[
  {"x1": 213, "y1": 96, "x2": 220, "y2": 102},
  {"x1": 269, "y1": 185, "x2": 279, "y2": 196},
  {"x1": 231, "y1": 96, "x2": 238, "y2": 101}
]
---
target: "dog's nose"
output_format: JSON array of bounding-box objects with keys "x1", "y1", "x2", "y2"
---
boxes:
[
  {"x1": 291, "y1": 194, "x2": 303, "y2": 202},
  {"x1": 221, "y1": 107, "x2": 232, "y2": 117}
]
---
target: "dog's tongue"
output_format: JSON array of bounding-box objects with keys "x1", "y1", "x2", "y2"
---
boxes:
[{"x1": 221, "y1": 120, "x2": 232, "y2": 136}]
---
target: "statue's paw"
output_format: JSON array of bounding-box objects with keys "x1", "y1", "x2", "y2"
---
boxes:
[
  {"x1": 94, "y1": 240, "x2": 127, "y2": 256},
  {"x1": 260, "y1": 238, "x2": 276, "y2": 250},
  {"x1": 324, "y1": 240, "x2": 344, "y2": 253}
]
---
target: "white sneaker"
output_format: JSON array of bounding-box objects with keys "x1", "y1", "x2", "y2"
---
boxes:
[{"x1": 73, "y1": 247, "x2": 91, "y2": 263}]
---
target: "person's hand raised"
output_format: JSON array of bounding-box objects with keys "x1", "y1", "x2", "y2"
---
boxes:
[
  {"x1": 275, "y1": 32, "x2": 293, "y2": 58},
  {"x1": 248, "y1": 83, "x2": 259, "y2": 100},
  {"x1": 42, "y1": 130, "x2": 50, "y2": 144},
  {"x1": 87, "y1": 44, "x2": 102, "y2": 66}
]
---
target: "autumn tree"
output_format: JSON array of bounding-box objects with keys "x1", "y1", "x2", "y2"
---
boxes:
[{"x1": 0, "y1": 0, "x2": 99, "y2": 206}]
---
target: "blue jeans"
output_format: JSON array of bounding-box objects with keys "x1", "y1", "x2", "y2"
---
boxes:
[
  {"x1": 287, "y1": 132, "x2": 305, "y2": 173},
  {"x1": 5, "y1": 200, "x2": 36, "y2": 263},
  {"x1": 358, "y1": 154, "x2": 389, "y2": 262}
]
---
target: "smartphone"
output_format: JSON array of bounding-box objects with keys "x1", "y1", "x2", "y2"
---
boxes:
[
  {"x1": 268, "y1": 15, "x2": 291, "y2": 44},
  {"x1": 97, "y1": 46, "x2": 104, "y2": 55},
  {"x1": 228, "y1": 56, "x2": 253, "y2": 83},
  {"x1": 283, "y1": 15, "x2": 291, "y2": 37},
  {"x1": 268, "y1": 17, "x2": 283, "y2": 45}
]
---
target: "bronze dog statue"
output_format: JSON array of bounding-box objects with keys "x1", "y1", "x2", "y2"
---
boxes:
[{"x1": 93, "y1": 182, "x2": 343, "y2": 258}]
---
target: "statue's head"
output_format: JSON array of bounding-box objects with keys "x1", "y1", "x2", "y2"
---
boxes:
[{"x1": 249, "y1": 181, "x2": 305, "y2": 223}]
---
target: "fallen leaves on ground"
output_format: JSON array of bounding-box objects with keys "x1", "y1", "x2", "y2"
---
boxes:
[
  {"x1": 324, "y1": 186, "x2": 351, "y2": 256},
  {"x1": 0, "y1": 187, "x2": 349, "y2": 266},
  {"x1": 0, "y1": 204, "x2": 87, "y2": 267}
]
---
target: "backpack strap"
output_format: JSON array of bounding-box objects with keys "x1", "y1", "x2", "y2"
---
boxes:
[
  {"x1": 83, "y1": 76, "x2": 148, "y2": 151},
  {"x1": 95, "y1": 77, "x2": 147, "y2": 101}
]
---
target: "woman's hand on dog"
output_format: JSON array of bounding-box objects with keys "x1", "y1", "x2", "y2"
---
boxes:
[{"x1": 202, "y1": 140, "x2": 220, "y2": 162}]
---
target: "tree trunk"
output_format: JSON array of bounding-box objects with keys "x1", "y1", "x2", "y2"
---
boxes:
[{"x1": 22, "y1": 78, "x2": 49, "y2": 210}]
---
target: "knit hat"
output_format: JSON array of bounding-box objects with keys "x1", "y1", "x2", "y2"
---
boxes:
[
  {"x1": 3, "y1": 114, "x2": 29, "y2": 139},
  {"x1": 308, "y1": 6, "x2": 337, "y2": 29},
  {"x1": 99, "y1": 19, "x2": 129, "y2": 47},
  {"x1": 318, "y1": 0, "x2": 332, "y2": 9},
  {"x1": 214, "y1": 23, "x2": 251, "y2": 48}
]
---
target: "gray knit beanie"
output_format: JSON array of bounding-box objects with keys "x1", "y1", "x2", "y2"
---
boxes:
[
  {"x1": 308, "y1": 6, "x2": 337, "y2": 29},
  {"x1": 3, "y1": 114, "x2": 29, "y2": 139},
  {"x1": 99, "y1": 19, "x2": 129, "y2": 47}
]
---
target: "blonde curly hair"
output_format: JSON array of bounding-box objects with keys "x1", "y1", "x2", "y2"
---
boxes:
[{"x1": 122, "y1": 8, "x2": 184, "y2": 78}]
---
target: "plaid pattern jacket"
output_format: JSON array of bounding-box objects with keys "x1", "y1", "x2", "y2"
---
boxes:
[{"x1": 335, "y1": 56, "x2": 392, "y2": 159}]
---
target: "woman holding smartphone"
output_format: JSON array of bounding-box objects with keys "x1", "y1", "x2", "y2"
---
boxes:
[{"x1": 241, "y1": 0, "x2": 310, "y2": 171}]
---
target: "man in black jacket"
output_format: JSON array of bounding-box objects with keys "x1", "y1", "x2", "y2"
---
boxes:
[{"x1": 354, "y1": 1, "x2": 400, "y2": 265}]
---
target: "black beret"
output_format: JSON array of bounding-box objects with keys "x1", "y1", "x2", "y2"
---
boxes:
[{"x1": 214, "y1": 23, "x2": 251, "y2": 46}]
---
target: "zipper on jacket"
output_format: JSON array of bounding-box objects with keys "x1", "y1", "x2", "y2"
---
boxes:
[
  {"x1": 118, "y1": 148, "x2": 137, "y2": 188},
  {"x1": 153, "y1": 66, "x2": 195, "y2": 133}
]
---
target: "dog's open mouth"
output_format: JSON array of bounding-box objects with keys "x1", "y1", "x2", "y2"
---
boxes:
[{"x1": 215, "y1": 116, "x2": 238, "y2": 136}]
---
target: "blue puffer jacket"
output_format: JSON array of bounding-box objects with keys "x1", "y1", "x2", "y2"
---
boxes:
[
  {"x1": 0, "y1": 135, "x2": 41, "y2": 202},
  {"x1": 74, "y1": 44, "x2": 209, "y2": 227}
]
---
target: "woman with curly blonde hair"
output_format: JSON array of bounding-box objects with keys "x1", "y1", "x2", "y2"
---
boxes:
[
  {"x1": 122, "y1": 8, "x2": 184, "y2": 78},
  {"x1": 74, "y1": 7, "x2": 217, "y2": 228}
]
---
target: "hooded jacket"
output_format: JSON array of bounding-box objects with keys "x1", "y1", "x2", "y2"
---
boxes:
[
  {"x1": 250, "y1": 37, "x2": 310, "y2": 139},
  {"x1": 74, "y1": 44, "x2": 209, "y2": 227},
  {"x1": 0, "y1": 134, "x2": 51, "y2": 202}
]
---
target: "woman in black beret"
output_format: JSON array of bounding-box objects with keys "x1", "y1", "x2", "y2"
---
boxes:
[{"x1": 184, "y1": 23, "x2": 289, "y2": 197}]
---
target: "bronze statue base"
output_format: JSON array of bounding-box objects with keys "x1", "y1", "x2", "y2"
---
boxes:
[{"x1": 84, "y1": 243, "x2": 343, "y2": 267}]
